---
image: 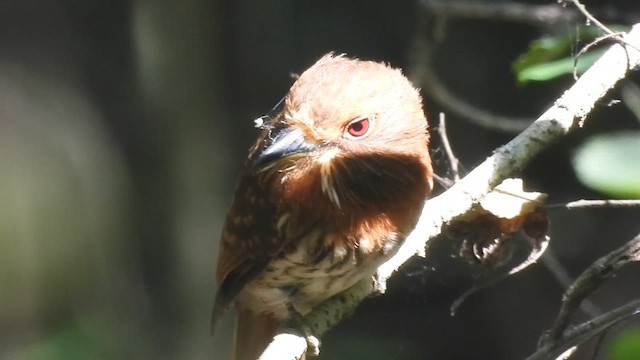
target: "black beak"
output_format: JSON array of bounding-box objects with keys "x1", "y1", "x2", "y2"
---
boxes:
[{"x1": 253, "y1": 127, "x2": 317, "y2": 169}]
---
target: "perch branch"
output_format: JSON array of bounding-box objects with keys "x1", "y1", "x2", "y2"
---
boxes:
[{"x1": 259, "y1": 22, "x2": 640, "y2": 360}]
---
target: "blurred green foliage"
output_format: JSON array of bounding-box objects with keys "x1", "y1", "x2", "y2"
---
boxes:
[
  {"x1": 15, "y1": 324, "x2": 98, "y2": 360},
  {"x1": 609, "y1": 327, "x2": 640, "y2": 360},
  {"x1": 512, "y1": 25, "x2": 629, "y2": 84},
  {"x1": 573, "y1": 131, "x2": 640, "y2": 198},
  {"x1": 514, "y1": 49, "x2": 604, "y2": 84}
]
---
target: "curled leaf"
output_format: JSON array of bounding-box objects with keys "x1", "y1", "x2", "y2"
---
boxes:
[
  {"x1": 450, "y1": 178, "x2": 548, "y2": 267},
  {"x1": 447, "y1": 178, "x2": 550, "y2": 314}
]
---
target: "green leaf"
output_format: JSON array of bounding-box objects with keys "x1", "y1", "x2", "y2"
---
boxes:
[
  {"x1": 513, "y1": 25, "x2": 630, "y2": 84},
  {"x1": 573, "y1": 131, "x2": 640, "y2": 198},
  {"x1": 515, "y1": 49, "x2": 604, "y2": 84},
  {"x1": 609, "y1": 327, "x2": 640, "y2": 360},
  {"x1": 16, "y1": 324, "x2": 97, "y2": 360},
  {"x1": 512, "y1": 36, "x2": 573, "y2": 75}
]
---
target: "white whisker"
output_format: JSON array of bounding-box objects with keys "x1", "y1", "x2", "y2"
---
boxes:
[{"x1": 320, "y1": 156, "x2": 341, "y2": 209}]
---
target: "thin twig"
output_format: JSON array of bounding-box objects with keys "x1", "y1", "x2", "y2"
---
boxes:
[
  {"x1": 525, "y1": 299, "x2": 640, "y2": 360},
  {"x1": 416, "y1": 0, "x2": 640, "y2": 133},
  {"x1": 539, "y1": 232, "x2": 640, "y2": 346},
  {"x1": 541, "y1": 250, "x2": 602, "y2": 317},
  {"x1": 545, "y1": 199, "x2": 640, "y2": 210},
  {"x1": 568, "y1": 0, "x2": 617, "y2": 36},
  {"x1": 420, "y1": 0, "x2": 640, "y2": 28},
  {"x1": 409, "y1": 18, "x2": 534, "y2": 133},
  {"x1": 433, "y1": 173, "x2": 455, "y2": 189},
  {"x1": 567, "y1": 0, "x2": 640, "y2": 65},
  {"x1": 436, "y1": 113, "x2": 461, "y2": 181},
  {"x1": 420, "y1": 0, "x2": 579, "y2": 26},
  {"x1": 573, "y1": 32, "x2": 627, "y2": 80},
  {"x1": 589, "y1": 331, "x2": 609, "y2": 360}
]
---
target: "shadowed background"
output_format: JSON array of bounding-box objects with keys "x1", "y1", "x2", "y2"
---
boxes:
[{"x1": 1, "y1": 0, "x2": 639, "y2": 359}]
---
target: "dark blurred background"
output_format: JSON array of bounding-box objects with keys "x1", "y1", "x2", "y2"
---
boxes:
[{"x1": 1, "y1": 0, "x2": 639, "y2": 359}]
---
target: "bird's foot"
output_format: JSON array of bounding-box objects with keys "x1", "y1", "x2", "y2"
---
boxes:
[{"x1": 285, "y1": 308, "x2": 321, "y2": 357}]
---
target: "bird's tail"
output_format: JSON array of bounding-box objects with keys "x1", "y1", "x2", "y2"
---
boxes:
[{"x1": 232, "y1": 309, "x2": 280, "y2": 360}]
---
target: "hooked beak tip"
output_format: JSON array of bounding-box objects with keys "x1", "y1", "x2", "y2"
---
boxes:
[{"x1": 252, "y1": 127, "x2": 316, "y2": 170}]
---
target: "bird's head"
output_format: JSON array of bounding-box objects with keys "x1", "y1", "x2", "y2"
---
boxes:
[{"x1": 250, "y1": 54, "x2": 433, "y2": 218}]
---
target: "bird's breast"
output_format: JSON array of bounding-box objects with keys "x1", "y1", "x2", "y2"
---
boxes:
[
  {"x1": 236, "y1": 224, "x2": 402, "y2": 320},
  {"x1": 235, "y1": 153, "x2": 430, "y2": 319}
]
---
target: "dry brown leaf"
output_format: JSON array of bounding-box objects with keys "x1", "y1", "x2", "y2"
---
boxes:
[{"x1": 447, "y1": 178, "x2": 551, "y2": 314}]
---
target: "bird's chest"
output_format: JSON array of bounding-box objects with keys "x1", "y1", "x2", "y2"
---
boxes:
[{"x1": 237, "y1": 225, "x2": 401, "y2": 320}]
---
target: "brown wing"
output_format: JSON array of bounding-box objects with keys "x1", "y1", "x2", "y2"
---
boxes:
[
  {"x1": 211, "y1": 112, "x2": 307, "y2": 331},
  {"x1": 210, "y1": 169, "x2": 290, "y2": 332}
]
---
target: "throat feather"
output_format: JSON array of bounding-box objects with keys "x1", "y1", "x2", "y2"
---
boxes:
[{"x1": 320, "y1": 160, "x2": 341, "y2": 208}]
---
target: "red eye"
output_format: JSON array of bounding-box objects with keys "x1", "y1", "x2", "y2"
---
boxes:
[{"x1": 346, "y1": 118, "x2": 370, "y2": 138}]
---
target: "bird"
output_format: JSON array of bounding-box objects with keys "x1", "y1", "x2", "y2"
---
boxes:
[{"x1": 211, "y1": 53, "x2": 433, "y2": 360}]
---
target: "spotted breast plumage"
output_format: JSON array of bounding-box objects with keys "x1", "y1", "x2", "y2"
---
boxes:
[{"x1": 212, "y1": 53, "x2": 433, "y2": 360}]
